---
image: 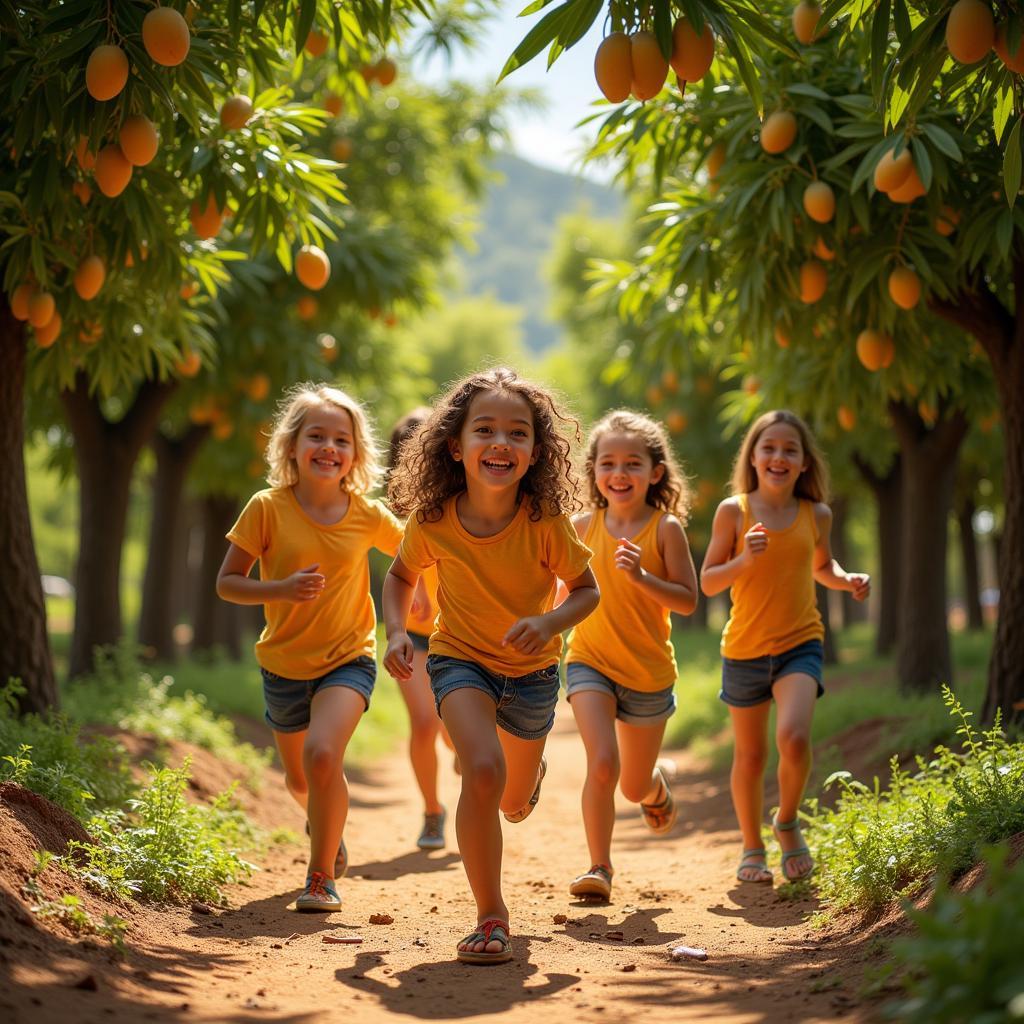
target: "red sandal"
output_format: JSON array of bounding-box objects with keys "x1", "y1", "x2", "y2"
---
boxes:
[{"x1": 456, "y1": 917, "x2": 513, "y2": 965}]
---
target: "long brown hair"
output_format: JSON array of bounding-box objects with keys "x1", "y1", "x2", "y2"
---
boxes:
[
  {"x1": 388, "y1": 367, "x2": 582, "y2": 522},
  {"x1": 729, "y1": 409, "x2": 829, "y2": 501},
  {"x1": 584, "y1": 409, "x2": 692, "y2": 522}
]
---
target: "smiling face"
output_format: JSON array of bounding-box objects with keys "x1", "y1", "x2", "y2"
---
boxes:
[
  {"x1": 750, "y1": 421, "x2": 808, "y2": 494},
  {"x1": 290, "y1": 404, "x2": 355, "y2": 487},
  {"x1": 449, "y1": 389, "x2": 537, "y2": 494},
  {"x1": 593, "y1": 431, "x2": 663, "y2": 512}
]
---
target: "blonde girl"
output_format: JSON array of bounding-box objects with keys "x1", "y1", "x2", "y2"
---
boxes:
[
  {"x1": 563, "y1": 410, "x2": 698, "y2": 903},
  {"x1": 217, "y1": 383, "x2": 404, "y2": 912},
  {"x1": 387, "y1": 408, "x2": 456, "y2": 851},
  {"x1": 701, "y1": 410, "x2": 869, "y2": 885},
  {"x1": 383, "y1": 367, "x2": 598, "y2": 965}
]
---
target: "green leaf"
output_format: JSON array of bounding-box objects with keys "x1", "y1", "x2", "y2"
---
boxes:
[
  {"x1": 994, "y1": 84, "x2": 1014, "y2": 144},
  {"x1": 870, "y1": 0, "x2": 891, "y2": 106},
  {"x1": 295, "y1": 0, "x2": 317, "y2": 55},
  {"x1": 1004, "y1": 116, "x2": 1022, "y2": 208},
  {"x1": 910, "y1": 137, "x2": 932, "y2": 192},
  {"x1": 787, "y1": 83, "x2": 832, "y2": 101},
  {"x1": 921, "y1": 123, "x2": 962, "y2": 162},
  {"x1": 893, "y1": 0, "x2": 912, "y2": 44},
  {"x1": 497, "y1": 0, "x2": 576, "y2": 83}
]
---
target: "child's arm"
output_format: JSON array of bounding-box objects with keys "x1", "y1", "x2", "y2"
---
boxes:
[
  {"x1": 503, "y1": 568, "x2": 600, "y2": 656},
  {"x1": 216, "y1": 543, "x2": 325, "y2": 605},
  {"x1": 382, "y1": 554, "x2": 421, "y2": 681},
  {"x1": 553, "y1": 512, "x2": 592, "y2": 608},
  {"x1": 700, "y1": 500, "x2": 765, "y2": 596},
  {"x1": 811, "y1": 504, "x2": 871, "y2": 600},
  {"x1": 614, "y1": 515, "x2": 698, "y2": 615}
]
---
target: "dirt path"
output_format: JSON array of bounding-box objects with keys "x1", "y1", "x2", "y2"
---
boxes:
[{"x1": 5, "y1": 705, "x2": 893, "y2": 1023}]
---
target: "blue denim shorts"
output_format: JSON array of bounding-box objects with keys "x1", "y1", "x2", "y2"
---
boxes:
[
  {"x1": 720, "y1": 639, "x2": 824, "y2": 708},
  {"x1": 260, "y1": 655, "x2": 376, "y2": 732},
  {"x1": 565, "y1": 662, "x2": 676, "y2": 726},
  {"x1": 408, "y1": 630, "x2": 430, "y2": 653},
  {"x1": 425, "y1": 654, "x2": 560, "y2": 740}
]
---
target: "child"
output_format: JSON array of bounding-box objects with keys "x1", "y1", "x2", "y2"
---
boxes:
[
  {"x1": 216, "y1": 383, "x2": 403, "y2": 912},
  {"x1": 701, "y1": 410, "x2": 870, "y2": 884},
  {"x1": 387, "y1": 408, "x2": 456, "y2": 851},
  {"x1": 564, "y1": 410, "x2": 698, "y2": 903},
  {"x1": 383, "y1": 367, "x2": 599, "y2": 965}
]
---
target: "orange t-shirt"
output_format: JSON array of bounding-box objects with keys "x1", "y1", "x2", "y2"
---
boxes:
[
  {"x1": 399, "y1": 497, "x2": 593, "y2": 676},
  {"x1": 227, "y1": 487, "x2": 403, "y2": 679},
  {"x1": 406, "y1": 563, "x2": 439, "y2": 637},
  {"x1": 566, "y1": 509, "x2": 677, "y2": 691},
  {"x1": 721, "y1": 494, "x2": 824, "y2": 660}
]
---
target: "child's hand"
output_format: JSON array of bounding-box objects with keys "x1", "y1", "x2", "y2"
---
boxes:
[
  {"x1": 742, "y1": 522, "x2": 768, "y2": 563},
  {"x1": 502, "y1": 616, "x2": 552, "y2": 656},
  {"x1": 279, "y1": 564, "x2": 326, "y2": 601},
  {"x1": 847, "y1": 573, "x2": 871, "y2": 601},
  {"x1": 615, "y1": 538, "x2": 644, "y2": 581},
  {"x1": 384, "y1": 632, "x2": 414, "y2": 681}
]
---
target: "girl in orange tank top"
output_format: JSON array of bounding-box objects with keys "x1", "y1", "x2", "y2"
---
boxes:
[
  {"x1": 701, "y1": 411, "x2": 870, "y2": 886},
  {"x1": 564, "y1": 411, "x2": 698, "y2": 903}
]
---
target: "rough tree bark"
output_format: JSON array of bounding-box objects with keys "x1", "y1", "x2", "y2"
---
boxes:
[
  {"x1": 137, "y1": 425, "x2": 210, "y2": 661},
  {"x1": 0, "y1": 310, "x2": 58, "y2": 713},
  {"x1": 60, "y1": 372, "x2": 176, "y2": 678},
  {"x1": 192, "y1": 494, "x2": 241, "y2": 658}
]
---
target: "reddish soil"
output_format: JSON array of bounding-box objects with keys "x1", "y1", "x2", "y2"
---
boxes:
[{"x1": 1, "y1": 708, "x2": 925, "y2": 1023}]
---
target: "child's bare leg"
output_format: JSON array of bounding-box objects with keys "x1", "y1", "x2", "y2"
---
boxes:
[
  {"x1": 397, "y1": 649, "x2": 443, "y2": 815},
  {"x1": 274, "y1": 729, "x2": 308, "y2": 810},
  {"x1": 569, "y1": 690, "x2": 619, "y2": 868},
  {"x1": 772, "y1": 674, "x2": 817, "y2": 876},
  {"x1": 496, "y1": 728, "x2": 547, "y2": 818},
  {"x1": 440, "y1": 688, "x2": 507, "y2": 953},
  {"x1": 616, "y1": 718, "x2": 668, "y2": 805},
  {"x1": 304, "y1": 687, "x2": 365, "y2": 876},
  {"x1": 728, "y1": 702, "x2": 772, "y2": 881}
]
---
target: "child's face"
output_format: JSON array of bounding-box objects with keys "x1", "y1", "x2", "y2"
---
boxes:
[
  {"x1": 450, "y1": 390, "x2": 537, "y2": 492},
  {"x1": 593, "y1": 432, "x2": 663, "y2": 510},
  {"x1": 751, "y1": 422, "x2": 807, "y2": 492},
  {"x1": 290, "y1": 404, "x2": 355, "y2": 487}
]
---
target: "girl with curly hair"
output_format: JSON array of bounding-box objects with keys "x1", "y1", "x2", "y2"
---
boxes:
[
  {"x1": 217, "y1": 383, "x2": 403, "y2": 913},
  {"x1": 563, "y1": 410, "x2": 698, "y2": 903},
  {"x1": 383, "y1": 367, "x2": 599, "y2": 965}
]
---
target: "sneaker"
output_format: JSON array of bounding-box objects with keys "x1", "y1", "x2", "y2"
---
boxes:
[
  {"x1": 569, "y1": 864, "x2": 613, "y2": 901},
  {"x1": 295, "y1": 870, "x2": 341, "y2": 912},
  {"x1": 417, "y1": 808, "x2": 446, "y2": 850},
  {"x1": 306, "y1": 821, "x2": 348, "y2": 879},
  {"x1": 503, "y1": 755, "x2": 547, "y2": 824}
]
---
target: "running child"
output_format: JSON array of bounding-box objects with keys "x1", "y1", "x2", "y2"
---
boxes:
[
  {"x1": 564, "y1": 410, "x2": 698, "y2": 902},
  {"x1": 700, "y1": 410, "x2": 870, "y2": 884},
  {"x1": 217, "y1": 383, "x2": 403, "y2": 911},
  {"x1": 387, "y1": 408, "x2": 456, "y2": 851},
  {"x1": 383, "y1": 367, "x2": 599, "y2": 965}
]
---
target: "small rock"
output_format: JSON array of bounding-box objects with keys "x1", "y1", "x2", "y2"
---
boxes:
[
  {"x1": 632, "y1": 937, "x2": 646, "y2": 945},
  {"x1": 670, "y1": 945, "x2": 708, "y2": 962},
  {"x1": 553, "y1": 914, "x2": 567, "y2": 925},
  {"x1": 429, "y1": 906, "x2": 438, "y2": 913},
  {"x1": 271, "y1": 943, "x2": 283, "y2": 949},
  {"x1": 604, "y1": 930, "x2": 624, "y2": 941},
  {"x1": 369, "y1": 913, "x2": 394, "y2": 925},
  {"x1": 621, "y1": 964, "x2": 636, "y2": 973},
  {"x1": 412, "y1": 938, "x2": 427, "y2": 947},
  {"x1": 73, "y1": 974, "x2": 99, "y2": 991},
  {"x1": 191, "y1": 902, "x2": 212, "y2": 915}
]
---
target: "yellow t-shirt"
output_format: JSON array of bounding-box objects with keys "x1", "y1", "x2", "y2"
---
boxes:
[
  {"x1": 406, "y1": 563, "x2": 439, "y2": 637},
  {"x1": 566, "y1": 509, "x2": 677, "y2": 691},
  {"x1": 721, "y1": 493, "x2": 824, "y2": 660},
  {"x1": 227, "y1": 487, "x2": 404, "y2": 679},
  {"x1": 399, "y1": 497, "x2": 593, "y2": 676}
]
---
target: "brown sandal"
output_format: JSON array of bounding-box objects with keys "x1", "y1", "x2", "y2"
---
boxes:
[
  {"x1": 640, "y1": 765, "x2": 677, "y2": 834},
  {"x1": 456, "y1": 918, "x2": 513, "y2": 965}
]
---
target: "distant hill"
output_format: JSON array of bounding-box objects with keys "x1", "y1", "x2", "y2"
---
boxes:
[{"x1": 457, "y1": 152, "x2": 624, "y2": 352}]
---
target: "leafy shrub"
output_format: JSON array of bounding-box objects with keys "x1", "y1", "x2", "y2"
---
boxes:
[{"x1": 807, "y1": 687, "x2": 1024, "y2": 913}]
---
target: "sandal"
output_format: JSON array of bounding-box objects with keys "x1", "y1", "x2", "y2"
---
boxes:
[
  {"x1": 773, "y1": 814, "x2": 814, "y2": 882},
  {"x1": 456, "y1": 917, "x2": 513, "y2": 965},
  {"x1": 306, "y1": 821, "x2": 348, "y2": 879},
  {"x1": 736, "y1": 847, "x2": 774, "y2": 884},
  {"x1": 569, "y1": 863, "x2": 613, "y2": 901},
  {"x1": 503, "y1": 755, "x2": 547, "y2": 823},
  {"x1": 295, "y1": 870, "x2": 342, "y2": 912},
  {"x1": 640, "y1": 764, "x2": 677, "y2": 834}
]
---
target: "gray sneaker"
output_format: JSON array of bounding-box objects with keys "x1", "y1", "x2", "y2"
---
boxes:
[{"x1": 417, "y1": 808, "x2": 446, "y2": 850}]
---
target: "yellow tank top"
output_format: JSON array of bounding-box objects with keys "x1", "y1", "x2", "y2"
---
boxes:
[
  {"x1": 566, "y1": 509, "x2": 677, "y2": 691},
  {"x1": 721, "y1": 494, "x2": 824, "y2": 660},
  {"x1": 406, "y1": 563, "x2": 439, "y2": 636}
]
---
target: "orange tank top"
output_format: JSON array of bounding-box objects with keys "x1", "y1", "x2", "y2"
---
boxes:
[
  {"x1": 721, "y1": 494, "x2": 824, "y2": 660},
  {"x1": 566, "y1": 509, "x2": 677, "y2": 691}
]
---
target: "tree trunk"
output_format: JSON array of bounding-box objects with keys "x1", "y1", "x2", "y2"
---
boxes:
[
  {"x1": 192, "y1": 494, "x2": 240, "y2": 657},
  {"x1": 889, "y1": 401, "x2": 968, "y2": 694},
  {"x1": 60, "y1": 373, "x2": 176, "y2": 678},
  {"x1": 137, "y1": 426, "x2": 209, "y2": 661},
  {"x1": 817, "y1": 583, "x2": 837, "y2": 665},
  {"x1": 0, "y1": 310, "x2": 58, "y2": 713},
  {"x1": 829, "y1": 494, "x2": 867, "y2": 628},
  {"x1": 855, "y1": 454, "x2": 903, "y2": 656},
  {"x1": 956, "y1": 495, "x2": 984, "y2": 632}
]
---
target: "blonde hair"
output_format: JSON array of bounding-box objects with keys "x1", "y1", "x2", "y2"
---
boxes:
[
  {"x1": 584, "y1": 409, "x2": 691, "y2": 522},
  {"x1": 729, "y1": 409, "x2": 829, "y2": 502},
  {"x1": 265, "y1": 382, "x2": 382, "y2": 494}
]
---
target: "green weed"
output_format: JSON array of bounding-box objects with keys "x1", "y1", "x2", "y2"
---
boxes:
[{"x1": 22, "y1": 882, "x2": 129, "y2": 956}]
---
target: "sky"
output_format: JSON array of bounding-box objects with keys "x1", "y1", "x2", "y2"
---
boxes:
[{"x1": 412, "y1": 2, "x2": 609, "y2": 179}]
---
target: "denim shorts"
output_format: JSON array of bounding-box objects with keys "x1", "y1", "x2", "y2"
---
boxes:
[
  {"x1": 260, "y1": 655, "x2": 376, "y2": 732},
  {"x1": 408, "y1": 630, "x2": 430, "y2": 653},
  {"x1": 565, "y1": 662, "x2": 676, "y2": 726},
  {"x1": 425, "y1": 654, "x2": 560, "y2": 740},
  {"x1": 720, "y1": 639, "x2": 824, "y2": 708}
]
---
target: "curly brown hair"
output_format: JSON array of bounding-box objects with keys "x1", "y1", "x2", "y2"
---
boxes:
[
  {"x1": 387, "y1": 406, "x2": 433, "y2": 472},
  {"x1": 584, "y1": 409, "x2": 692, "y2": 523},
  {"x1": 729, "y1": 409, "x2": 830, "y2": 502},
  {"x1": 388, "y1": 368, "x2": 582, "y2": 522}
]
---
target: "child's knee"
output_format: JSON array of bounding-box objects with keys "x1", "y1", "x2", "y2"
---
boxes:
[
  {"x1": 462, "y1": 753, "x2": 505, "y2": 801},
  {"x1": 303, "y1": 740, "x2": 342, "y2": 782},
  {"x1": 733, "y1": 745, "x2": 768, "y2": 776},
  {"x1": 587, "y1": 749, "x2": 620, "y2": 789},
  {"x1": 619, "y1": 771, "x2": 654, "y2": 805},
  {"x1": 776, "y1": 726, "x2": 810, "y2": 761},
  {"x1": 408, "y1": 711, "x2": 439, "y2": 742}
]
